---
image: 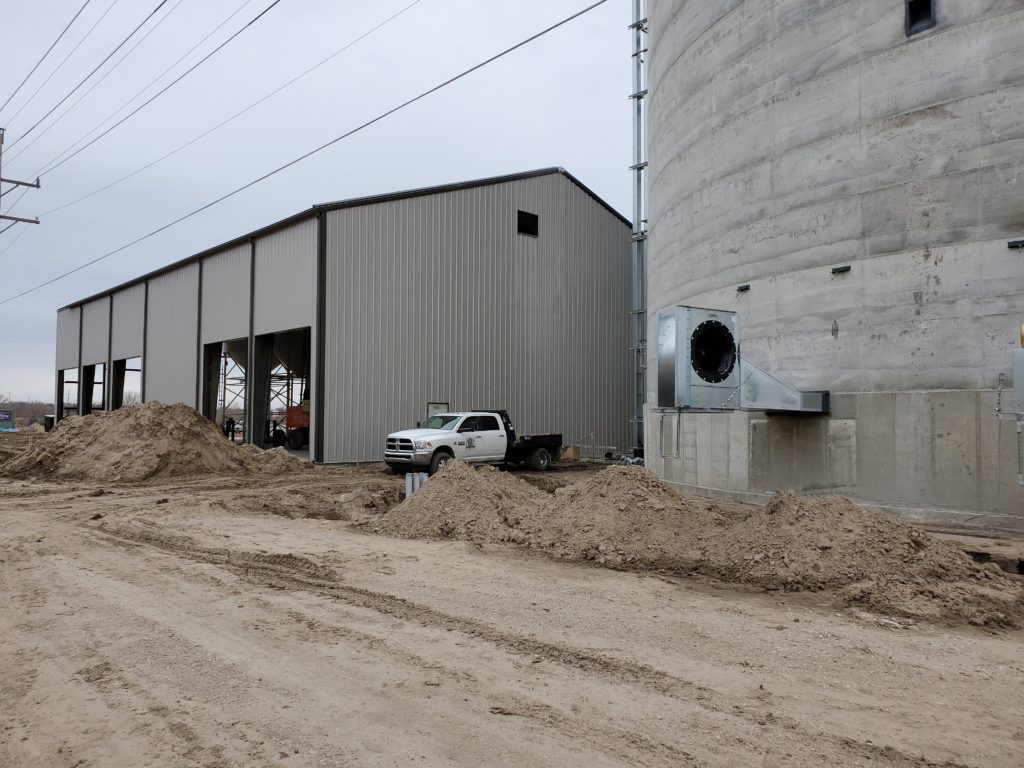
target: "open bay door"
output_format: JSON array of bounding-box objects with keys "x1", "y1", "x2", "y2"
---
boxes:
[{"x1": 657, "y1": 305, "x2": 829, "y2": 413}]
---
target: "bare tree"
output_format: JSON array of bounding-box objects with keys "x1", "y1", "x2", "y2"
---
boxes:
[{"x1": 122, "y1": 391, "x2": 141, "y2": 405}]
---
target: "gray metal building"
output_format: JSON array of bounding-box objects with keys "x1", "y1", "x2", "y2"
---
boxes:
[
  {"x1": 644, "y1": 1, "x2": 1024, "y2": 528},
  {"x1": 55, "y1": 168, "x2": 632, "y2": 463}
]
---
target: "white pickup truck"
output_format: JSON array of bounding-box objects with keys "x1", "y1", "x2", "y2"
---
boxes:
[{"x1": 384, "y1": 410, "x2": 562, "y2": 474}]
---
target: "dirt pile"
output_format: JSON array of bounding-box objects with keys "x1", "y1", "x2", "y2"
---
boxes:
[
  {"x1": 0, "y1": 432, "x2": 40, "y2": 464},
  {"x1": 0, "y1": 402, "x2": 311, "y2": 483},
  {"x1": 367, "y1": 463, "x2": 1023, "y2": 628},
  {"x1": 517, "y1": 466, "x2": 720, "y2": 569},
  {"x1": 699, "y1": 491, "x2": 1023, "y2": 627},
  {"x1": 210, "y1": 482, "x2": 401, "y2": 522},
  {"x1": 373, "y1": 463, "x2": 723, "y2": 568},
  {"x1": 372, "y1": 460, "x2": 544, "y2": 542}
]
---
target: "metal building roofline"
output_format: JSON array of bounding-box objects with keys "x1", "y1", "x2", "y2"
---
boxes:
[
  {"x1": 312, "y1": 167, "x2": 632, "y2": 226},
  {"x1": 59, "y1": 167, "x2": 629, "y2": 311}
]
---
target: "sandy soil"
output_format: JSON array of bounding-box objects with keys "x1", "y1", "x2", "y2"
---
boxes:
[{"x1": 2, "y1": 466, "x2": 1023, "y2": 768}]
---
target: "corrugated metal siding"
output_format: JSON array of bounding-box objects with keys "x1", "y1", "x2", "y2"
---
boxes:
[
  {"x1": 253, "y1": 219, "x2": 316, "y2": 335},
  {"x1": 201, "y1": 244, "x2": 250, "y2": 343},
  {"x1": 323, "y1": 174, "x2": 631, "y2": 462},
  {"x1": 111, "y1": 283, "x2": 145, "y2": 360},
  {"x1": 55, "y1": 307, "x2": 81, "y2": 371},
  {"x1": 80, "y1": 297, "x2": 110, "y2": 366},
  {"x1": 145, "y1": 264, "x2": 199, "y2": 405}
]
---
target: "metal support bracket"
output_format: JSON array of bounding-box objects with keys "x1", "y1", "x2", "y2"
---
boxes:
[
  {"x1": 0, "y1": 176, "x2": 40, "y2": 189},
  {"x1": 0, "y1": 213, "x2": 39, "y2": 224},
  {"x1": 0, "y1": 128, "x2": 41, "y2": 221}
]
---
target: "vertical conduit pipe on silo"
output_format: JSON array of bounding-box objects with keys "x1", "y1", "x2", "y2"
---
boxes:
[{"x1": 629, "y1": 0, "x2": 648, "y2": 454}]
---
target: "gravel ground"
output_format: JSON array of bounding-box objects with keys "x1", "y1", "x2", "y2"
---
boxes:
[{"x1": 1, "y1": 466, "x2": 1022, "y2": 767}]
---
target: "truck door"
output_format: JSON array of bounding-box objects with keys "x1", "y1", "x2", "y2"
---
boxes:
[
  {"x1": 475, "y1": 414, "x2": 507, "y2": 460},
  {"x1": 455, "y1": 416, "x2": 485, "y2": 462}
]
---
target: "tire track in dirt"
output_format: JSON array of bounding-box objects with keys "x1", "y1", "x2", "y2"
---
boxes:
[
  {"x1": 283, "y1": 609, "x2": 477, "y2": 685},
  {"x1": 486, "y1": 697, "x2": 701, "y2": 767},
  {"x1": 72, "y1": 658, "x2": 232, "y2": 767},
  {"x1": 98, "y1": 523, "x2": 699, "y2": 688},
  {"x1": 96, "y1": 522, "x2": 974, "y2": 768},
  {"x1": 286, "y1": 610, "x2": 699, "y2": 768},
  {"x1": 0, "y1": 558, "x2": 246, "y2": 768}
]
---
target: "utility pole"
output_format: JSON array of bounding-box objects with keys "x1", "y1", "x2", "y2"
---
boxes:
[{"x1": 0, "y1": 127, "x2": 42, "y2": 228}]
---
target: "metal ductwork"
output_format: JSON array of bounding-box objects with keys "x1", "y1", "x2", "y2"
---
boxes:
[
  {"x1": 656, "y1": 305, "x2": 829, "y2": 414},
  {"x1": 657, "y1": 306, "x2": 741, "y2": 409}
]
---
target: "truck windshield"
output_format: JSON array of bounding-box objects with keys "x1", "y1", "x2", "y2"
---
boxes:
[{"x1": 420, "y1": 415, "x2": 460, "y2": 430}]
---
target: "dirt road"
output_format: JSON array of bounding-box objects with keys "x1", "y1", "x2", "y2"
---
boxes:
[{"x1": 2, "y1": 472, "x2": 1022, "y2": 767}]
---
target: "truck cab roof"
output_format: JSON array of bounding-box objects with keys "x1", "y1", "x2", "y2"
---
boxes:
[{"x1": 435, "y1": 411, "x2": 500, "y2": 417}]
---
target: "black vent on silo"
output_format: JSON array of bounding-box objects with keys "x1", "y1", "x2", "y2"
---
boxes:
[
  {"x1": 690, "y1": 319, "x2": 737, "y2": 384},
  {"x1": 906, "y1": 0, "x2": 936, "y2": 36}
]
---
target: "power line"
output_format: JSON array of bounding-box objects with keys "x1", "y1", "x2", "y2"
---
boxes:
[
  {"x1": 10, "y1": 0, "x2": 257, "y2": 176},
  {"x1": 0, "y1": 188, "x2": 31, "y2": 238},
  {"x1": 7, "y1": 0, "x2": 170, "y2": 150},
  {"x1": 38, "y1": 0, "x2": 426, "y2": 218},
  {"x1": 4, "y1": 0, "x2": 123, "y2": 128},
  {"x1": 0, "y1": 0, "x2": 610, "y2": 306},
  {"x1": 21, "y1": 0, "x2": 264, "y2": 179},
  {"x1": 0, "y1": 0, "x2": 95, "y2": 118},
  {"x1": 0, "y1": 222, "x2": 29, "y2": 256},
  {"x1": 34, "y1": 0, "x2": 279, "y2": 178},
  {"x1": 1, "y1": 187, "x2": 29, "y2": 208},
  {"x1": 4, "y1": 0, "x2": 189, "y2": 167}
]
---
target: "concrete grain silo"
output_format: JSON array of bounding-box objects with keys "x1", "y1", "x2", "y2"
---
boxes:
[{"x1": 644, "y1": 1, "x2": 1024, "y2": 528}]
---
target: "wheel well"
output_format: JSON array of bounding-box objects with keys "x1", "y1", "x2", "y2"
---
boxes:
[{"x1": 433, "y1": 447, "x2": 453, "y2": 457}]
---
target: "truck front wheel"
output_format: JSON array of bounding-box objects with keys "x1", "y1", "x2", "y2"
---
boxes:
[
  {"x1": 429, "y1": 450, "x2": 453, "y2": 475},
  {"x1": 528, "y1": 447, "x2": 551, "y2": 471}
]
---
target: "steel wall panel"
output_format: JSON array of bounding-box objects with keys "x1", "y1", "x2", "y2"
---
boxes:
[
  {"x1": 55, "y1": 307, "x2": 80, "y2": 371},
  {"x1": 145, "y1": 263, "x2": 199, "y2": 405},
  {"x1": 201, "y1": 244, "x2": 250, "y2": 343},
  {"x1": 111, "y1": 283, "x2": 145, "y2": 360},
  {"x1": 80, "y1": 297, "x2": 110, "y2": 366},
  {"x1": 322, "y1": 173, "x2": 631, "y2": 462},
  {"x1": 253, "y1": 219, "x2": 316, "y2": 335}
]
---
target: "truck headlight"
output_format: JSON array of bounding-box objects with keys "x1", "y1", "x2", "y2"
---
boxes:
[{"x1": 414, "y1": 440, "x2": 432, "y2": 450}]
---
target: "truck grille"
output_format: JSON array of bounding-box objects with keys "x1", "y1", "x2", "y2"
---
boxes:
[{"x1": 387, "y1": 437, "x2": 414, "y2": 451}]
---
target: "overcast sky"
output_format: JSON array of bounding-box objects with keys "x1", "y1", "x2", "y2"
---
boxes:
[{"x1": 0, "y1": 0, "x2": 631, "y2": 402}]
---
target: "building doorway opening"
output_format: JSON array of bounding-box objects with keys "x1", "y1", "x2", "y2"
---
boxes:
[
  {"x1": 110, "y1": 357, "x2": 142, "y2": 410},
  {"x1": 251, "y1": 327, "x2": 311, "y2": 458},
  {"x1": 58, "y1": 368, "x2": 78, "y2": 418},
  {"x1": 202, "y1": 339, "x2": 247, "y2": 443},
  {"x1": 81, "y1": 363, "x2": 106, "y2": 414}
]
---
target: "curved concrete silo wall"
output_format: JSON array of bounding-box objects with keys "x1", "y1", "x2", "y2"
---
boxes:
[{"x1": 646, "y1": 0, "x2": 1024, "y2": 527}]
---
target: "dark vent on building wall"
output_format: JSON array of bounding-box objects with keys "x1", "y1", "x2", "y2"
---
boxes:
[
  {"x1": 517, "y1": 210, "x2": 539, "y2": 237},
  {"x1": 906, "y1": 0, "x2": 936, "y2": 36}
]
